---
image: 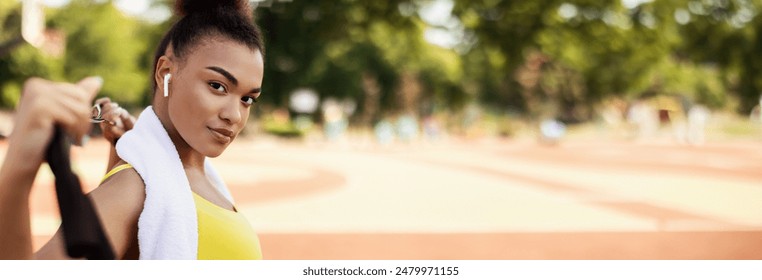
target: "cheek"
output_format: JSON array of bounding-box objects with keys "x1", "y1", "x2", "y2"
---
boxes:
[
  {"x1": 168, "y1": 85, "x2": 211, "y2": 130},
  {"x1": 240, "y1": 107, "x2": 251, "y2": 125}
]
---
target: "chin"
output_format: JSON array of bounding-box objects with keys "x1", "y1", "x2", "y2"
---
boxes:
[
  {"x1": 204, "y1": 148, "x2": 226, "y2": 158},
  {"x1": 198, "y1": 143, "x2": 227, "y2": 158}
]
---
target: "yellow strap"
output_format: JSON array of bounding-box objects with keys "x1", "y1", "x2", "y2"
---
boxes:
[{"x1": 101, "y1": 163, "x2": 133, "y2": 183}]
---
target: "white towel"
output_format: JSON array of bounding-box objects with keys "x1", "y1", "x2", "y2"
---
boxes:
[{"x1": 115, "y1": 106, "x2": 233, "y2": 260}]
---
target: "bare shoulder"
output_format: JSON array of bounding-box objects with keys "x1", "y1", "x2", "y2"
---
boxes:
[
  {"x1": 91, "y1": 161, "x2": 145, "y2": 211},
  {"x1": 86, "y1": 161, "x2": 145, "y2": 258},
  {"x1": 36, "y1": 161, "x2": 146, "y2": 259}
]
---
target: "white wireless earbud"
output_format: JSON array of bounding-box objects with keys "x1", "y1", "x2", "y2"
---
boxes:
[{"x1": 163, "y1": 73, "x2": 171, "y2": 97}]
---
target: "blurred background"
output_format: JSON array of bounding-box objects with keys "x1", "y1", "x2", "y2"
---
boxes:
[{"x1": 1, "y1": 0, "x2": 761, "y2": 259}]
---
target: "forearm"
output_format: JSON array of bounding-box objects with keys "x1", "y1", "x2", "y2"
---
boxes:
[
  {"x1": 106, "y1": 145, "x2": 121, "y2": 172},
  {"x1": 0, "y1": 153, "x2": 40, "y2": 260}
]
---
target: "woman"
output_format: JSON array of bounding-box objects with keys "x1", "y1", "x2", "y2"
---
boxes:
[{"x1": 0, "y1": 0, "x2": 265, "y2": 260}]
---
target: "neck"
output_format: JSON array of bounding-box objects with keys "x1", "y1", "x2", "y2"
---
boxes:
[{"x1": 173, "y1": 133, "x2": 206, "y2": 170}]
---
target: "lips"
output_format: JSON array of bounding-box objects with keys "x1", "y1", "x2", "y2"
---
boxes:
[{"x1": 208, "y1": 127, "x2": 234, "y2": 144}]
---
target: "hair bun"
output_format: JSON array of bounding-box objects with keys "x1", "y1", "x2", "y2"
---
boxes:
[{"x1": 175, "y1": 0, "x2": 250, "y2": 18}]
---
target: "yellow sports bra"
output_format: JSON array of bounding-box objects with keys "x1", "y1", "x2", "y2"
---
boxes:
[{"x1": 102, "y1": 164, "x2": 262, "y2": 260}]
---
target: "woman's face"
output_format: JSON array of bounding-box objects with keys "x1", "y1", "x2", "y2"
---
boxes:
[{"x1": 167, "y1": 37, "x2": 264, "y2": 157}]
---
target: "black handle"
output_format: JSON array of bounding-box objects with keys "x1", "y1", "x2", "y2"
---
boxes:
[{"x1": 45, "y1": 127, "x2": 114, "y2": 260}]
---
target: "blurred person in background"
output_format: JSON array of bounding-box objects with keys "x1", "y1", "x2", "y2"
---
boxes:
[
  {"x1": 0, "y1": 0, "x2": 265, "y2": 260},
  {"x1": 539, "y1": 118, "x2": 566, "y2": 146},
  {"x1": 687, "y1": 104, "x2": 710, "y2": 146},
  {"x1": 626, "y1": 99, "x2": 659, "y2": 141},
  {"x1": 750, "y1": 96, "x2": 762, "y2": 123}
]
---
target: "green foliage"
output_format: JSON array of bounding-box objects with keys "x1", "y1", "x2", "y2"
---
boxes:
[
  {"x1": 255, "y1": 0, "x2": 467, "y2": 123},
  {"x1": 262, "y1": 120, "x2": 305, "y2": 139},
  {"x1": 452, "y1": 0, "x2": 762, "y2": 119},
  {"x1": 649, "y1": 57, "x2": 726, "y2": 109},
  {"x1": 0, "y1": 0, "x2": 157, "y2": 109},
  {"x1": 1, "y1": 82, "x2": 21, "y2": 108},
  {"x1": 50, "y1": 0, "x2": 149, "y2": 106},
  {"x1": 0, "y1": 2, "x2": 62, "y2": 108},
  {"x1": 3, "y1": 0, "x2": 762, "y2": 120},
  {"x1": 0, "y1": 43, "x2": 65, "y2": 107}
]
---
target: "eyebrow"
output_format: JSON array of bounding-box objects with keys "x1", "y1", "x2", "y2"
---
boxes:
[{"x1": 205, "y1": 66, "x2": 261, "y2": 93}]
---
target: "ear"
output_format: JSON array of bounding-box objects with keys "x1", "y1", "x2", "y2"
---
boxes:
[{"x1": 154, "y1": 55, "x2": 174, "y2": 94}]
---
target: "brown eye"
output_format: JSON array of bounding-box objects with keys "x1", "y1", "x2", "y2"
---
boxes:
[
  {"x1": 209, "y1": 82, "x2": 226, "y2": 93},
  {"x1": 242, "y1": 96, "x2": 257, "y2": 106}
]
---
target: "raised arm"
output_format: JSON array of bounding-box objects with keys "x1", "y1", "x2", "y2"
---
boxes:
[
  {"x1": 0, "y1": 77, "x2": 99, "y2": 259},
  {"x1": 93, "y1": 97, "x2": 136, "y2": 171}
]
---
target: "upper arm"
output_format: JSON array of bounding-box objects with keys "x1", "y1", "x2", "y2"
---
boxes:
[{"x1": 35, "y1": 165, "x2": 145, "y2": 260}]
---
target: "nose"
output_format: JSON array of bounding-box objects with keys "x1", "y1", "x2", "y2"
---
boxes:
[{"x1": 219, "y1": 99, "x2": 242, "y2": 124}]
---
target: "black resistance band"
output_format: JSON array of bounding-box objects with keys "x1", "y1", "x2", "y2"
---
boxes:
[{"x1": 44, "y1": 127, "x2": 114, "y2": 259}]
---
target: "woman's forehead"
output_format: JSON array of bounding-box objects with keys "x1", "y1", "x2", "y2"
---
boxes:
[
  {"x1": 180, "y1": 38, "x2": 264, "y2": 86},
  {"x1": 184, "y1": 39, "x2": 262, "y2": 70},
  {"x1": 187, "y1": 37, "x2": 260, "y2": 62}
]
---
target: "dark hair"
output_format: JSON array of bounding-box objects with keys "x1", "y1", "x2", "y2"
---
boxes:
[{"x1": 151, "y1": 0, "x2": 265, "y2": 92}]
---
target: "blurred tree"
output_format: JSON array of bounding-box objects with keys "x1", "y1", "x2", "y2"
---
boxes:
[
  {"x1": 5, "y1": 0, "x2": 758, "y2": 120},
  {"x1": 453, "y1": 0, "x2": 755, "y2": 119},
  {"x1": 0, "y1": 1, "x2": 23, "y2": 58},
  {"x1": 49, "y1": 0, "x2": 150, "y2": 107},
  {"x1": 255, "y1": 0, "x2": 466, "y2": 126},
  {"x1": 0, "y1": 0, "x2": 158, "y2": 109},
  {"x1": 134, "y1": 0, "x2": 177, "y2": 106},
  {"x1": 675, "y1": 0, "x2": 761, "y2": 113},
  {"x1": 453, "y1": 0, "x2": 674, "y2": 121},
  {"x1": 0, "y1": 1, "x2": 65, "y2": 108},
  {"x1": 453, "y1": 0, "x2": 572, "y2": 116}
]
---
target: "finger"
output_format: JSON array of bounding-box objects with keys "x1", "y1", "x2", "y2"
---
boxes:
[
  {"x1": 117, "y1": 108, "x2": 133, "y2": 123},
  {"x1": 98, "y1": 121, "x2": 109, "y2": 133},
  {"x1": 95, "y1": 102, "x2": 115, "y2": 118},
  {"x1": 121, "y1": 114, "x2": 136, "y2": 131},
  {"x1": 19, "y1": 77, "x2": 58, "y2": 102},
  {"x1": 76, "y1": 76, "x2": 104, "y2": 103},
  {"x1": 16, "y1": 78, "x2": 95, "y2": 146},
  {"x1": 104, "y1": 103, "x2": 120, "y2": 116},
  {"x1": 106, "y1": 125, "x2": 126, "y2": 144},
  {"x1": 98, "y1": 102, "x2": 123, "y2": 117},
  {"x1": 40, "y1": 96, "x2": 80, "y2": 130},
  {"x1": 48, "y1": 81, "x2": 94, "y2": 104},
  {"x1": 95, "y1": 97, "x2": 112, "y2": 106},
  {"x1": 109, "y1": 126, "x2": 125, "y2": 137},
  {"x1": 50, "y1": 94, "x2": 92, "y2": 140},
  {"x1": 112, "y1": 114, "x2": 123, "y2": 128},
  {"x1": 109, "y1": 108, "x2": 135, "y2": 130},
  {"x1": 103, "y1": 110, "x2": 123, "y2": 127}
]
